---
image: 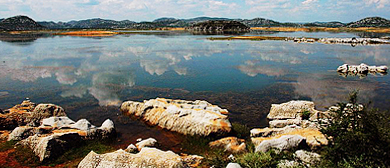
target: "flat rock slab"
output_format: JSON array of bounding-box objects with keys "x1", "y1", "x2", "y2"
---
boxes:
[
  {"x1": 78, "y1": 148, "x2": 203, "y2": 168},
  {"x1": 120, "y1": 98, "x2": 232, "y2": 136},
  {"x1": 267, "y1": 101, "x2": 319, "y2": 120}
]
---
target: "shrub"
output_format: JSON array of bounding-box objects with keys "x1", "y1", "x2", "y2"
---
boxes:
[
  {"x1": 320, "y1": 91, "x2": 390, "y2": 167},
  {"x1": 301, "y1": 110, "x2": 310, "y2": 120}
]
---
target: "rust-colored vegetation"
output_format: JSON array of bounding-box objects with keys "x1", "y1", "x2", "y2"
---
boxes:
[{"x1": 54, "y1": 31, "x2": 118, "y2": 37}]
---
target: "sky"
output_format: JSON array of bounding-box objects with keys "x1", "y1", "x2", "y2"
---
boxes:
[{"x1": 0, "y1": 0, "x2": 389, "y2": 23}]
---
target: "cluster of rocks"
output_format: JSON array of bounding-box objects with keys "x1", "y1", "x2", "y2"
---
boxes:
[
  {"x1": 78, "y1": 137, "x2": 204, "y2": 168},
  {"x1": 337, "y1": 63, "x2": 388, "y2": 78},
  {"x1": 249, "y1": 100, "x2": 332, "y2": 167},
  {"x1": 318, "y1": 37, "x2": 390, "y2": 45},
  {"x1": 0, "y1": 100, "x2": 116, "y2": 162},
  {"x1": 293, "y1": 37, "x2": 317, "y2": 43},
  {"x1": 120, "y1": 98, "x2": 232, "y2": 136}
]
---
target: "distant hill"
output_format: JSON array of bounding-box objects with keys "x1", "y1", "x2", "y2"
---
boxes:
[
  {"x1": 238, "y1": 18, "x2": 301, "y2": 27},
  {"x1": 303, "y1": 21, "x2": 346, "y2": 28},
  {"x1": 346, "y1": 17, "x2": 390, "y2": 28},
  {"x1": 188, "y1": 20, "x2": 250, "y2": 31},
  {"x1": 1, "y1": 15, "x2": 389, "y2": 30},
  {"x1": 39, "y1": 18, "x2": 136, "y2": 29},
  {"x1": 0, "y1": 15, "x2": 46, "y2": 31}
]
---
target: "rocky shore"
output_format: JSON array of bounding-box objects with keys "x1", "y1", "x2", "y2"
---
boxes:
[
  {"x1": 0, "y1": 96, "x2": 374, "y2": 167},
  {"x1": 337, "y1": 63, "x2": 388, "y2": 78},
  {"x1": 0, "y1": 100, "x2": 116, "y2": 162}
]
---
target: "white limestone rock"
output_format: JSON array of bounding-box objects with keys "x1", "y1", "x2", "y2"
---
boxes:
[
  {"x1": 120, "y1": 98, "x2": 232, "y2": 136},
  {"x1": 8, "y1": 126, "x2": 35, "y2": 141},
  {"x1": 135, "y1": 138, "x2": 157, "y2": 150},
  {"x1": 295, "y1": 150, "x2": 321, "y2": 165},
  {"x1": 250, "y1": 125, "x2": 301, "y2": 138},
  {"x1": 125, "y1": 144, "x2": 138, "y2": 153},
  {"x1": 41, "y1": 116, "x2": 75, "y2": 128},
  {"x1": 255, "y1": 135, "x2": 306, "y2": 153},
  {"x1": 226, "y1": 162, "x2": 242, "y2": 168},
  {"x1": 269, "y1": 119, "x2": 301, "y2": 128},
  {"x1": 17, "y1": 132, "x2": 83, "y2": 162},
  {"x1": 78, "y1": 147, "x2": 202, "y2": 168},
  {"x1": 29, "y1": 103, "x2": 66, "y2": 126},
  {"x1": 267, "y1": 101, "x2": 319, "y2": 120}
]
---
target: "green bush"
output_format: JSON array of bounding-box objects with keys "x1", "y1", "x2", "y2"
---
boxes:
[
  {"x1": 320, "y1": 91, "x2": 390, "y2": 167},
  {"x1": 232, "y1": 122, "x2": 251, "y2": 139},
  {"x1": 301, "y1": 110, "x2": 310, "y2": 120}
]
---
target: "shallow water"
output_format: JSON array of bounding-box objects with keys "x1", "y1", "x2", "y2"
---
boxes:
[{"x1": 0, "y1": 31, "x2": 389, "y2": 149}]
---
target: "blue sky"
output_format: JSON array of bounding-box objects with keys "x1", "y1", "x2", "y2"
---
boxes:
[{"x1": 1, "y1": 0, "x2": 389, "y2": 22}]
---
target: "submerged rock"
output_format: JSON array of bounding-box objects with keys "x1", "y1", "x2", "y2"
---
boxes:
[
  {"x1": 209, "y1": 137, "x2": 246, "y2": 153},
  {"x1": 120, "y1": 98, "x2": 232, "y2": 136},
  {"x1": 78, "y1": 147, "x2": 203, "y2": 168}
]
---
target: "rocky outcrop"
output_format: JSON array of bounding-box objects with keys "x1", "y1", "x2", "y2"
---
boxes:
[
  {"x1": 8, "y1": 116, "x2": 115, "y2": 162},
  {"x1": 18, "y1": 132, "x2": 83, "y2": 162},
  {"x1": 252, "y1": 100, "x2": 331, "y2": 154},
  {"x1": 337, "y1": 63, "x2": 388, "y2": 78},
  {"x1": 78, "y1": 147, "x2": 203, "y2": 168},
  {"x1": 318, "y1": 37, "x2": 390, "y2": 45},
  {"x1": 209, "y1": 137, "x2": 246, "y2": 153},
  {"x1": 120, "y1": 98, "x2": 232, "y2": 136},
  {"x1": 267, "y1": 101, "x2": 320, "y2": 120},
  {"x1": 0, "y1": 100, "x2": 67, "y2": 130}
]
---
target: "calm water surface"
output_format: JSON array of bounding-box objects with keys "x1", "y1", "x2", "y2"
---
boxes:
[{"x1": 0, "y1": 31, "x2": 389, "y2": 150}]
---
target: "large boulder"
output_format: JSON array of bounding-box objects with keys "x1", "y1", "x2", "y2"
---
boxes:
[
  {"x1": 29, "y1": 103, "x2": 66, "y2": 126},
  {"x1": 254, "y1": 135, "x2": 306, "y2": 153},
  {"x1": 120, "y1": 98, "x2": 232, "y2": 136},
  {"x1": 17, "y1": 132, "x2": 83, "y2": 162},
  {"x1": 267, "y1": 101, "x2": 320, "y2": 120},
  {"x1": 78, "y1": 147, "x2": 203, "y2": 168},
  {"x1": 209, "y1": 137, "x2": 246, "y2": 153},
  {"x1": 0, "y1": 100, "x2": 36, "y2": 130}
]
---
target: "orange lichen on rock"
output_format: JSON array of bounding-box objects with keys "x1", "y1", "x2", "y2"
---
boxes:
[{"x1": 209, "y1": 137, "x2": 246, "y2": 153}]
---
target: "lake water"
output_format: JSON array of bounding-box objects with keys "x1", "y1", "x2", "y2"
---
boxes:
[{"x1": 1, "y1": 31, "x2": 389, "y2": 150}]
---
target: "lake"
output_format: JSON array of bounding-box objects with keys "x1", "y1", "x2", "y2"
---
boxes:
[{"x1": 0, "y1": 31, "x2": 389, "y2": 150}]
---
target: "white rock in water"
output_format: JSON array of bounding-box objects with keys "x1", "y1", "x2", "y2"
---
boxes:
[
  {"x1": 78, "y1": 148, "x2": 201, "y2": 168},
  {"x1": 254, "y1": 135, "x2": 306, "y2": 153},
  {"x1": 136, "y1": 138, "x2": 157, "y2": 150},
  {"x1": 337, "y1": 64, "x2": 349, "y2": 73},
  {"x1": 120, "y1": 98, "x2": 232, "y2": 136},
  {"x1": 267, "y1": 101, "x2": 319, "y2": 120}
]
